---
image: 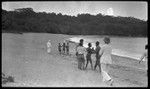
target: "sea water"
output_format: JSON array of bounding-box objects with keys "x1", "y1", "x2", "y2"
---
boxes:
[{"x1": 68, "y1": 35, "x2": 147, "y2": 60}]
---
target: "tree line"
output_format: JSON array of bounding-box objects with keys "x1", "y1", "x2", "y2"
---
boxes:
[{"x1": 2, "y1": 8, "x2": 147, "y2": 37}]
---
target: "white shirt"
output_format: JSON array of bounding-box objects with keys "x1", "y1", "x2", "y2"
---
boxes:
[
  {"x1": 47, "y1": 41, "x2": 51, "y2": 48},
  {"x1": 77, "y1": 46, "x2": 86, "y2": 54},
  {"x1": 99, "y1": 44, "x2": 112, "y2": 64}
]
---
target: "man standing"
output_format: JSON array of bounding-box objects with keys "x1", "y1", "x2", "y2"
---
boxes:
[
  {"x1": 85, "y1": 43, "x2": 94, "y2": 70},
  {"x1": 47, "y1": 40, "x2": 52, "y2": 54},
  {"x1": 94, "y1": 41, "x2": 101, "y2": 72},
  {"x1": 76, "y1": 39, "x2": 85, "y2": 70},
  {"x1": 58, "y1": 43, "x2": 62, "y2": 55},
  {"x1": 76, "y1": 42, "x2": 86, "y2": 70},
  {"x1": 66, "y1": 42, "x2": 69, "y2": 55},
  {"x1": 62, "y1": 42, "x2": 66, "y2": 55}
]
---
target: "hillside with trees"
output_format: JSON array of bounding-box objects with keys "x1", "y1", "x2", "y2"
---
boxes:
[{"x1": 2, "y1": 8, "x2": 147, "y2": 37}]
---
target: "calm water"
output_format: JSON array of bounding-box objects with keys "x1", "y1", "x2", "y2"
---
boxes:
[{"x1": 69, "y1": 36, "x2": 148, "y2": 60}]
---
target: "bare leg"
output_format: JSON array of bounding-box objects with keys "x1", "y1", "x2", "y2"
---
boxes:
[
  {"x1": 77, "y1": 58, "x2": 81, "y2": 69},
  {"x1": 94, "y1": 60, "x2": 98, "y2": 70},
  {"x1": 85, "y1": 60, "x2": 89, "y2": 69},
  {"x1": 82, "y1": 59, "x2": 85, "y2": 70},
  {"x1": 89, "y1": 59, "x2": 93, "y2": 70},
  {"x1": 101, "y1": 63, "x2": 113, "y2": 86},
  {"x1": 78, "y1": 61, "x2": 81, "y2": 69},
  {"x1": 98, "y1": 63, "x2": 101, "y2": 73},
  {"x1": 83, "y1": 59, "x2": 85, "y2": 69}
]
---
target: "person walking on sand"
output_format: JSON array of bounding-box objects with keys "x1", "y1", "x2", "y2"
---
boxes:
[
  {"x1": 94, "y1": 41, "x2": 101, "y2": 72},
  {"x1": 58, "y1": 43, "x2": 62, "y2": 55},
  {"x1": 139, "y1": 44, "x2": 148, "y2": 71},
  {"x1": 47, "y1": 40, "x2": 52, "y2": 54},
  {"x1": 76, "y1": 42, "x2": 86, "y2": 70},
  {"x1": 62, "y1": 42, "x2": 66, "y2": 55},
  {"x1": 66, "y1": 42, "x2": 69, "y2": 55},
  {"x1": 99, "y1": 37, "x2": 113, "y2": 86},
  {"x1": 85, "y1": 43, "x2": 94, "y2": 70}
]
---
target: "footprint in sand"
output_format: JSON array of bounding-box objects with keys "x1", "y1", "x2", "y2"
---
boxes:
[
  {"x1": 124, "y1": 78, "x2": 143, "y2": 86},
  {"x1": 132, "y1": 80, "x2": 143, "y2": 85},
  {"x1": 111, "y1": 74, "x2": 119, "y2": 78},
  {"x1": 110, "y1": 65, "x2": 131, "y2": 71}
]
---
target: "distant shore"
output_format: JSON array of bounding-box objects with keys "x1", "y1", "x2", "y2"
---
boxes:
[{"x1": 2, "y1": 31, "x2": 147, "y2": 38}]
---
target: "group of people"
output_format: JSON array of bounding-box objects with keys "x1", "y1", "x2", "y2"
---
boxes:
[
  {"x1": 76, "y1": 37, "x2": 113, "y2": 86},
  {"x1": 46, "y1": 37, "x2": 148, "y2": 86},
  {"x1": 75, "y1": 37, "x2": 148, "y2": 86},
  {"x1": 46, "y1": 40, "x2": 70, "y2": 55},
  {"x1": 58, "y1": 42, "x2": 69, "y2": 55},
  {"x1": 76, "y1": 40, "x2": 101, "y2": 71}
]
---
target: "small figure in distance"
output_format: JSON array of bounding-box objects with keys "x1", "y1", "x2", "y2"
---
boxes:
[
  {"x1": 62, "y1": 42, "x2": 66, "y2": 55},
  {"x1": 58, "y1": 43, "x2": 62, "y2": 55},
  {"x1": 47, "y1": 40, "x2": 52, "y2": 54},
  {"x1": 66, "y1": 42, "x2": 69, "y2": 55}
]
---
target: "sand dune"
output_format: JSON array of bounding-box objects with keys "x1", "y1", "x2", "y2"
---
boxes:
[{"x1": 2, "y1": 33, "x2": 147, "y2": 87}]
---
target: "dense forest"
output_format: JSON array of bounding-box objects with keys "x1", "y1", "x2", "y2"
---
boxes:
[{"x1": 2, "y1": 8, "x2": 147, "y2": 37}]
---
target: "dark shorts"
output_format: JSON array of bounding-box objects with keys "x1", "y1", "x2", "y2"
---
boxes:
[
  {"x1": 86, "y1": 55, "x2": 92, "y2": 61},
  {"x1": 77, "y1": 54, "x2": 85, "y2": 63}
]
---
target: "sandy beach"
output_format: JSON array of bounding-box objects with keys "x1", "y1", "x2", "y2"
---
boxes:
[{"x1": 2, "y1": 33, "x2": 148, "y2": 87}]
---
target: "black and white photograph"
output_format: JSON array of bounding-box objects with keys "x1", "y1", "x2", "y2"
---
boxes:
[{"x1": 2, "y1": 1, "x2": 148, "y2": 87}]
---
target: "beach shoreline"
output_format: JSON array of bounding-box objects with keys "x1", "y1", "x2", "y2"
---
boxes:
[
  {"x1": 68, "y1": 36, "x2": 147, "y2": 61},
  {"x1": 2, "y1": 33, "x2": 147, "y2": 87}
]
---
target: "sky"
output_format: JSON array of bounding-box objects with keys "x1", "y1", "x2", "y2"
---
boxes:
[{"x1": 2, "y1": 1, "x2": 148, "y2": 21}]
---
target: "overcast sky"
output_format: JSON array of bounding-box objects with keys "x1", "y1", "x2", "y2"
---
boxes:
[{"x1": 2, "y1": 1, "x2": 147, "y2": 21}]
